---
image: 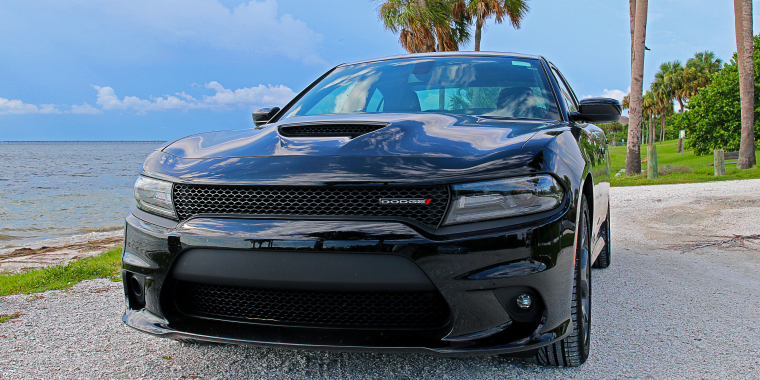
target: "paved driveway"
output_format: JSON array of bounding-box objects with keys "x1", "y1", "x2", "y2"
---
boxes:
[{"x1": 2, "y1": 180, "x2": 759, "y2": 379}]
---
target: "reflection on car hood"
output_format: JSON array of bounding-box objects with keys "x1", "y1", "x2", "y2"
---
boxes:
[
  {"x1": 144, "y1": 114, "x2": 566, "y2": 185},
  {"x1": 163, "y1": 114, "x2": 558, "y2": 159}
]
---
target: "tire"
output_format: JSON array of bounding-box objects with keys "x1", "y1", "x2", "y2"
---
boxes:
[
  {"x1": 536, "y1": 195, "x2": 592, "y2": 367},
  {"x1": 593, "y1": 202, "x2": 611, "y2": 269}
]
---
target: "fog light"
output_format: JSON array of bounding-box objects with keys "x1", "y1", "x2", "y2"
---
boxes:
[
  {"x1": 516, "y1": 294, "x2": 532, "y2": 309},
  {"x1": 124, "y1": 272, "x2": 146, "y2": 309},
  {"x1": 129, "y1": 276, "x2": 143, "y2": 298}
]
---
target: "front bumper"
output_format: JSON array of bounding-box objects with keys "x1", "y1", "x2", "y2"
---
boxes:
[{"x1": 121, "y1": 202, "x2": 577, "y2": 356}]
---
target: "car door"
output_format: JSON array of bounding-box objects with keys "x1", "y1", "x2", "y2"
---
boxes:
[{"x1": 549, "y1": 65, "x2": 610, "y2": 254}]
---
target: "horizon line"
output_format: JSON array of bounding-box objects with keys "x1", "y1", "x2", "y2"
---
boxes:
[{"x1": 0, "y1": 140, "x2": 168, "y2": 143}]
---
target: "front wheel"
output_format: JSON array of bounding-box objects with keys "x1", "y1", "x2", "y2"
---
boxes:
[{"x1": 536, "y1": 195, "x2": 592, "y2": 367}]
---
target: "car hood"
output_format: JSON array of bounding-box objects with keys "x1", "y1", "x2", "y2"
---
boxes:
[
  {"x1": 144, "y1": 114, "x2": 568, "y2": 185},
  {"x1": 163, "y1": 114, "x2": 557, "y2": 159}
]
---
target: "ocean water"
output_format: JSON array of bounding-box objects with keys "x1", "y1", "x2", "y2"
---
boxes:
[{"x1": 0, "y1": 141, "x2": 165, "y2": 247}]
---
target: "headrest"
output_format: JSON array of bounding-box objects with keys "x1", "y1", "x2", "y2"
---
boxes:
[
  {"x1": 498, "y1": 87, "x2": 533, "y2": 107},
  {"x1": 383, "y1": 87, "x2": 421, "y2": 113}
]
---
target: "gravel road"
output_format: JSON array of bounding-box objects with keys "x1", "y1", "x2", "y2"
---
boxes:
[{"x1": 2, "y1": 179, "x2": 759, "y2": 379}]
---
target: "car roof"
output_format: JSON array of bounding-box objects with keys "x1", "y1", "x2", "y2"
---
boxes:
[{"x1": 338, "y1": 51, "x2": 545, "y2": 67}]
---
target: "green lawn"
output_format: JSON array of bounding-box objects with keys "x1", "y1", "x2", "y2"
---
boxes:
[
  {"x1": 0, "y1": 246, "x2": 122, "y2": 296},
  {"x1": 609, "y1": 139, "x2": 760, "y2": 187}
]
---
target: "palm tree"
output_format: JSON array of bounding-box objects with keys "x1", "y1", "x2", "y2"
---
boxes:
[
  {"x1": 378, "y1": 0, "x2": 470, "y2": 53},
  {"x1": 676, "y1": 51, "x2": 722, "y2": 101},
  {"x1": 626, "y1": 0, "x2": 648, "y2": 176},
  {"x1": 686, "y1": 51, "x2": 723, "y2": 75},
  {"x1": 734, "y1": 0, "x2": 756, "y2": 168},
  {"x1": 654, "y1": 98, "x2": 674, "y2": 142},
  {"x1": 456, "y1": 0, "x2": 529, "y2": 51},
  {"x1": 642, "y1": 91, "x2": 657, "y2": 146},
  {"x1": 651, "y1": 61, "x2": 685, "y2": 112}
]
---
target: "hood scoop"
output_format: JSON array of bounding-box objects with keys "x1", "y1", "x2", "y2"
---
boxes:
[{"x1": 278, "y1": 123, "x2": 388, "y2": 139}]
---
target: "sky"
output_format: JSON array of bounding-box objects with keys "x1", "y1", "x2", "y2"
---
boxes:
[{"x1": 0, "y1": 0, "x2": 757, "y2": 141}]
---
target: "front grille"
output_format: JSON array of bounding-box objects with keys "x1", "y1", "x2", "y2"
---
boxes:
[
  {"x1": 278, "y1": 124, "x2": 386, "y2": 138},
  {"x1": 175, "y1": 281, "x2": 450, "y2": 329},
  {"x1": 173, "y1": 184, "x2": 449, "y2": 227}
]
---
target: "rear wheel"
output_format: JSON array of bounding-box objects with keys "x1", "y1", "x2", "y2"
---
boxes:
[
  {"x1": 536, "y1": 195, "x2": 592, "y2": 367},
  {"x1": 593, "y1": 202, "x2": 611, "y2": 269}
]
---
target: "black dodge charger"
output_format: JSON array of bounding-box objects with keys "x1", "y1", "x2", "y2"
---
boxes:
[{"x1": 123, "y1": 52, "x2": 619, "y2": 367}]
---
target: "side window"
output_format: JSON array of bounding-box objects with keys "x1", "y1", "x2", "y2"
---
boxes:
[
  {"x1": 416, "y1": 88, "x2": 453, "y2": 111},
  {"x1": 551, "y1": 68, "x2": 578, "y2": 113}
]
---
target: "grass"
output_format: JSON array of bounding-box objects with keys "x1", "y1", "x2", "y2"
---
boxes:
[
  {"x1": 0, "y1": 312, "x2": 21, "y2": 323},
  {"x1": 0, "y1": 246, "x2": 122, "y2": 297},
  {"x1": 609, "y1": 139, "x2": 760, "y2": 187}
]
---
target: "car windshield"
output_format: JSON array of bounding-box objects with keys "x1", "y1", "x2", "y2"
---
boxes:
[{"x1": 282, "y1": 57, "x2": 560, "y2": 120}]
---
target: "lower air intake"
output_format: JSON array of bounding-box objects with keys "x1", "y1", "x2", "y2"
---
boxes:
[{"x1": 174, "y1": 281, "x2": 450, "y2": 329}]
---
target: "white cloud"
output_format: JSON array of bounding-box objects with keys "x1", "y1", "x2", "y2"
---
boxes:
[
  {"x1": 1, "y1": 81, "x2": 296, "y2": 116},
  {"x1": 38, "y1": 104, "x2": 63, "y2": 114},
  {"x1": 70, "y1": 103, "x2": 103, "y2": 114},
  {"x1": 93, "y1": 82, "x2": 296, "y2": 114},
  {"x1": 582, "y1": 86, "x2": 631, "y2": 103},
  {"x1": 96, "y1": 0, "x2": 325, "y2": 65},
  {"x1": 0, "y1": 98, "x2": 62, "y2": 115},
  {"x1": 599, "y1": 89, "x2": 627, "y2": 103},
  {"x1": 94, "y1": 86, "x2": 192, "y2": 113},
  {"x1": 201, "y1": 81, "x2": 296, "y2": 110}
]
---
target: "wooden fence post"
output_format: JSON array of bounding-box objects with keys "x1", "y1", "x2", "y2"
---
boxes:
[
  {"x1": 647, "y1": 145, "x2": 658, "y2": 179},
  {"x1": 714, "y1": 149, "x2": 725, "y2": 176}
]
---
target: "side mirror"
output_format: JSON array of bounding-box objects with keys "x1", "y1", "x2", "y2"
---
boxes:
[
  {"x1": 252, "y1": 107, "x2": 281, "y2": 128},
  {"x1": 569, "y1": 98, "x2": 622, "y2": 123}
]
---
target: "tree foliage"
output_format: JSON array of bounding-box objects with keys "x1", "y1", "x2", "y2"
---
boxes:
[
  {"x1": 649, "y1": 52, "x2": 721, "y2": 115},
  {"x1": 377, "y1": 0, "x2": 530, "y2": 53},
  {"x1": 378, "y1": 0, "x2": 471, "y2": 53},
  {"x1": 456, "y1": 0, "x2": 529, "y2": 51},
  {"x1": 683, "y1": 36, "x2": 760, "y2": 155}
]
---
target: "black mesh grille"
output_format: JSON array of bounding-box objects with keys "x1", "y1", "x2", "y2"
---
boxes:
[
  {"x1": 175, "y1": 281, "x2": 450, "y2": 329},
  {"x1": 173, "y1": 184, "x2": 449, "y2": 227},
  {"x1": 278, "y1": 124, "x2": 386, "y2": 138}
]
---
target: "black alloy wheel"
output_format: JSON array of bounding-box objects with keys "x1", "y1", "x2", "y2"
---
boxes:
[
  {"x1": 593, "y1": 201, "x2": 611, "y2": 268},
  {"x1": 536, "y1": 195, "x2": 592, "y2": 367}
]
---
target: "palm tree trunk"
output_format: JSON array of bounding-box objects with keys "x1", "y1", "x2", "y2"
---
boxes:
[
  {"x1": 626, "y1": 0, "x2": 647, "y2": 176},
  {"x1": 416, "y1": 0, "x2": 435, "y2": 53},
  {"x1": 661, "y1": 118, "x2": 665, "y2": 142},
  {"x1": 735, "y1": 0, "x2": 756, "y2": 168},
  {"x1": 471, "y1": 17, "x2": 484, "y2": 107},
  {"x1": 644, "y1": 119, "x2": 648, "y2": 146},
  {"x1": 630, "y1": 0, "x2": 636, "y2": 67}
]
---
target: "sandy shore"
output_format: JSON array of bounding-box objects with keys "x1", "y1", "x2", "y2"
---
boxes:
[{"x1": 0, "y1": 232, "x2": 122, "y2": 273}]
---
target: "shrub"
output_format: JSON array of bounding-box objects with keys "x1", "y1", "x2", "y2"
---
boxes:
[{"x1": 684, "y1": 36, "x2": 760, "y2": 155}]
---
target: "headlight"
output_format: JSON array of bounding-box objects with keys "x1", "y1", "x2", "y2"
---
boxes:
[
  {"x1": 443, "y1": 175, "x2": 563, "y2": 226},
  {"x1": 134, "y1": 176, "x2": 176, "y2": 219}
]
